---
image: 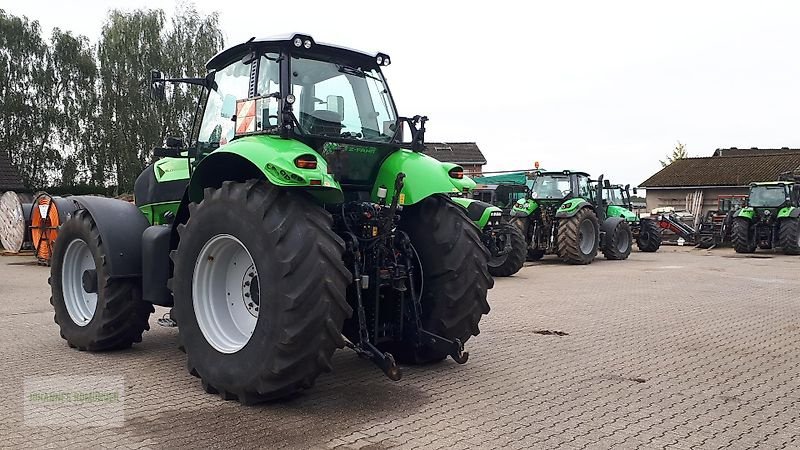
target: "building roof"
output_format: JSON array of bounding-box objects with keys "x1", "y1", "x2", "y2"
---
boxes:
[
  {"x1": 640, "y1": 154, "x2": 800, "y2": 188},
  {"x1": 423, "y1": 142, "x2": 487, "y2": 165},
  {"x1": 0, "y1": 151, "x2": 24, "y2": 192},
  {"x1": 712, "y1": 147, "x2": 800, "y2": 157}
]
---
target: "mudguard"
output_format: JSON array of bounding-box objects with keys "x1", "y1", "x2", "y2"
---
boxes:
[
  {"x1": 607, "y1": 204, "x2": 637, "y2": 222},
  {"x1": 448, "y1": 170, "x2": 477, "y2": 194},
  {"x1": 371, "y1": 150, "x2": 465, "y2": 205},
  {"x1": 189, "y1": 134, "x2": 343, "y2": 204},
  {"x1": 736, "y1": 207, "x2": 755, "y2": 220},
  {"x1": 512, "y1": 198, "x2": 537, "y2": 217},
  {"x1": 451, "y1": 197, "x2": 501, "y2": 229},
  {"x1": 777, "y1": 206, "x2": 800, "y2": 219},
  {"x1": 66, "y1": 196, "x2": 150, "y2": 278},
  {"x1": 555, "y1": 199, "x2": 593, "y2": 218}
]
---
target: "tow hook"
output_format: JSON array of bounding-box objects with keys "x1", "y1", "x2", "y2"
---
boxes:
[{"x1": 450, "y1": 338, "x2": 469, "y2": 364}]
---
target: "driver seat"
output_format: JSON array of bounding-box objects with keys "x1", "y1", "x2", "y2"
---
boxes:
[{"x1": 307, "y1": 110, "x2": 343, "y2": 136}]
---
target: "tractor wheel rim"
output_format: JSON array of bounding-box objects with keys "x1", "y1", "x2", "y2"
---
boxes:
[
  {"x1": 192, "y1": 234, "x2": 259, "y2": 354},
  {"x1": 62, "y1": 239, "x2": 97, "y2": 326},
  {"x1": 579, "y1": 219, "x2": 596, "y2": 254},
  {"x1": 617, "y1": 228, "x2": 630, "y2": 253}
]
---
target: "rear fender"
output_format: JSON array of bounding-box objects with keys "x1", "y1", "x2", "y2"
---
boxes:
[
  {"x1": 777, "y1": 206, "x2": 800, "y2": 219},
  {"x1": 736, "y1": 207, "x2": 755, "y2": 220},
  {"x1": 189, "y1": 135, "x2": 343, "y2": 204},
  {"x1": 371, "y1": 150, "x2": 464, "y2": 205},
  {"x1": 512, "y1": 198, "x2": 537, "y2": 217},
  {"x1": 555, "y1": 199, "x2": 593, "y2": 218},
  {"x1": 65, "y1": 196, "x2": 150, "y2": 278}
]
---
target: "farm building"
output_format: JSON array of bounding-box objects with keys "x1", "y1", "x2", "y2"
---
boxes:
[
  {"x1": 423, "y1": 142, "x2": 487, "y2": 176},
  {"x1": 0, "y1": 151, "x2": 25, "y2": 192},
  {"x1": 639, "y1": 147, "x2": 800, "y2": 216}
]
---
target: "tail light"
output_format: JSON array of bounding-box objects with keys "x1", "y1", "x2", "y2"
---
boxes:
[
  {"x1": 448, "y1": 167, "x2": 464, "y2": 179},
  {"x1": 294, "y1": 154, "x2": 317, "y2": 169}
]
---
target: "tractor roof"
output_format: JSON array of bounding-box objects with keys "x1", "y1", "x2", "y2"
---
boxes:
[
  {"x1": 206, "y1": 33, "x2": 387, "y2": 70},
  {"x1": 750, "y1": 181, "x2": 794, "y2": 187},
  {"x1": 538, "y1": 170, "x2": 591, "y2": 177}
]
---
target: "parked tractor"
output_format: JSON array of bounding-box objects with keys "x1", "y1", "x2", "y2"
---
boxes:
[
  {"x1": 697, "y1": 195, "x2": 748, "y2": 249},
  {"x1": 509, "y1": 170, "x2": 633, "y2": 264},
  {"x1": 448, "y1": 175, "x2": 526, "y2": 277},
  {"x1": 48, "y1": 35, "x2": 492, "y2": 404},
  {"x1": 732, "y1": 176, "x2": 800, "y2": 254},
  {"x1": 599, "y1": 182, "x2": 661, "y2": 252}
]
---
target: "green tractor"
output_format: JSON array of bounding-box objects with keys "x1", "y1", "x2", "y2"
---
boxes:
[
  {"x1": 509, "y1": 170, "x2": 633, "y2": 264},
  {"x1": 599, "y1": 182, "x2": 661, "y2": 252},
  {"x1": 448, "y1": 176, "x2": 526, "y2": 277},
  {"x1": 732, "y1": 176, "x2": 800, "y2": 254},
  {"x1": 47, "y1": 35, "x2": 492, "y2": 404}
]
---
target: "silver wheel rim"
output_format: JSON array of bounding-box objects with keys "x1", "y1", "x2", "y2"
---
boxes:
[
  {"x1": 579, "y1": 220, "x2": 596, "y2": 254},
  {"x1": 62, "y1": 239, "x2": 97, "y2": 326},
  {"x1": 192, "y1": 234, "x2": 259, "y2": 354}
]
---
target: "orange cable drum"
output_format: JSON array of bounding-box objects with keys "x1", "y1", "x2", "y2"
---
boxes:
[{"x1": 30, "y1": 194, "x2": 61, "y2": 265}]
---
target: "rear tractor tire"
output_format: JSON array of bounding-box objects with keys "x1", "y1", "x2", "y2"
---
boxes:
[
  {"x1": 556, "y1": 207, "x2": 599, "y2": 265},
  {"x1": 601, "y1": 219, "x2": 632, "y2": 260},
  {"x1": 636, "y1": 219, "x2": 661, "y2": 252},
  {"x1": 487, "y1": 223, "x2": 527, "y2": 277},
  {"x1": 171, "y1": 180, "x2": 352, "y2": 404},
  {"x1": 389, "y1": 195, "x2": 493, "y2": 364},
  {"x1": 732, "y1": 217, "x2": 756, "y2": 254},
  {"x1": 50, "y1": 210, "x2": 154, "y2": 351},
  {"x1": 779, "y1": 217, "x2": 800, "y2": 255}
]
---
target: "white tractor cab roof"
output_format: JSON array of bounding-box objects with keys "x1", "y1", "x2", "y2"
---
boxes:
[{"x1": 206, "y1": 33, "x2": 390, "y2": 71}]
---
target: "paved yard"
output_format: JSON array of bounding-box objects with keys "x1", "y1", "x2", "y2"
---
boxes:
[{"x1": 1, "y1": 246, "x2": 799, "y2": 449}]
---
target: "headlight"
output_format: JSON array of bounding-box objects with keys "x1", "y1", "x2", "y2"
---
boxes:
[
  {"x1": 293, "y1": 38, "x2": 303, "y2": 47},
  {"x1": 304, "y1": 39, "x2": 312, "y2": 49}
]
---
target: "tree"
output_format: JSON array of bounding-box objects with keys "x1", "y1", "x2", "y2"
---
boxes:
[
  {"x1": 0, "y1": 10, "x2": 59, "y2": 188},
  {"x1": 660, "y1": 141, "x2": 688, "y2": 168},
  {"x1": 0, "y1": 5, "x2": 224, "y2": 192},
  {"x1": 96, "y1": 5, "x2": 223, "y2": 192}
]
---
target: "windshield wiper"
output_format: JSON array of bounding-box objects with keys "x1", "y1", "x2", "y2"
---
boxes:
[{"x1": 338, "y1": 65, "x2": 381, "y2": 81}]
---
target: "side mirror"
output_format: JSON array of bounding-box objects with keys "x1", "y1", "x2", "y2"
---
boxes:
[
  {"x1": 165, "y1": 136, "x2": 184, "y2": 148},
  {"x1": 149, "y1": 70, "x2": 166, "y2": 100},
  {"x1": 603, "y1": 179, "x2": 611, "y2": 188},
  {"x1": 326, "y1": 95, "x2": 345, "y2": 119},
  {"x1": 632, "y1": 187, "x2": 638, "y2": 195}
]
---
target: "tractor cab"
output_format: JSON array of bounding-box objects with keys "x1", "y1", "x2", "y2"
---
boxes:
[
  {"x1": 145, "y1": 33, "x2": 435, "y2": 206},
  {"x1": 746, "y1": 182, "x2": 794, "y2": 214},
  {"x1": 529, "y1": 170, "x2": 593, "y2": 203}
]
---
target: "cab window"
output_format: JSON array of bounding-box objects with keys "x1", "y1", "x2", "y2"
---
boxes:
[
  {"x1": 576, "y1": 175, "x2": 592, "y2": 199},
  {"x1": 197, "y1": 60, "x2": 251, "y2": 156}
]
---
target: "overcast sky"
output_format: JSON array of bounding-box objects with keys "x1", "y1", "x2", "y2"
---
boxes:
[{"x1": 4, "y1": 1, "x2": 800, "y2": 186}]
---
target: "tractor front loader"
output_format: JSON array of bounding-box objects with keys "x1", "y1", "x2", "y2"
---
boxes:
[{"x1": 48, "y1": 35, "x2": 492, "y2": 404}]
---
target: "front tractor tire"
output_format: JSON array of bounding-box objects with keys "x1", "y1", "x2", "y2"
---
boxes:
[
  {"x1": 556, "y1": 207, "x2": 600, "y2": 265},
  {"x1": 601, "y1": 219, "x2": 633, "y2": 260},
  {"x1": 392, "y1": 195, "x2": 493, "y2": 364},
  {"x1": 732, "y1": 217, "x2": 756, "y2": 254},
  {"x1": 779, "y1": 217, "x2": 800, "y2": 255},
  {"x1": 171, "y1": 180, "x2": 352, "y2": 404},
  {"x1": 50, "y1": 210, "x2": 154, "y2": 351},
  {"x1": 487, "y1": 223, "x2": 527, "y2": 277},
  {"x1": 636, "y1": 219, "x2": 661, "y2": 252}
]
